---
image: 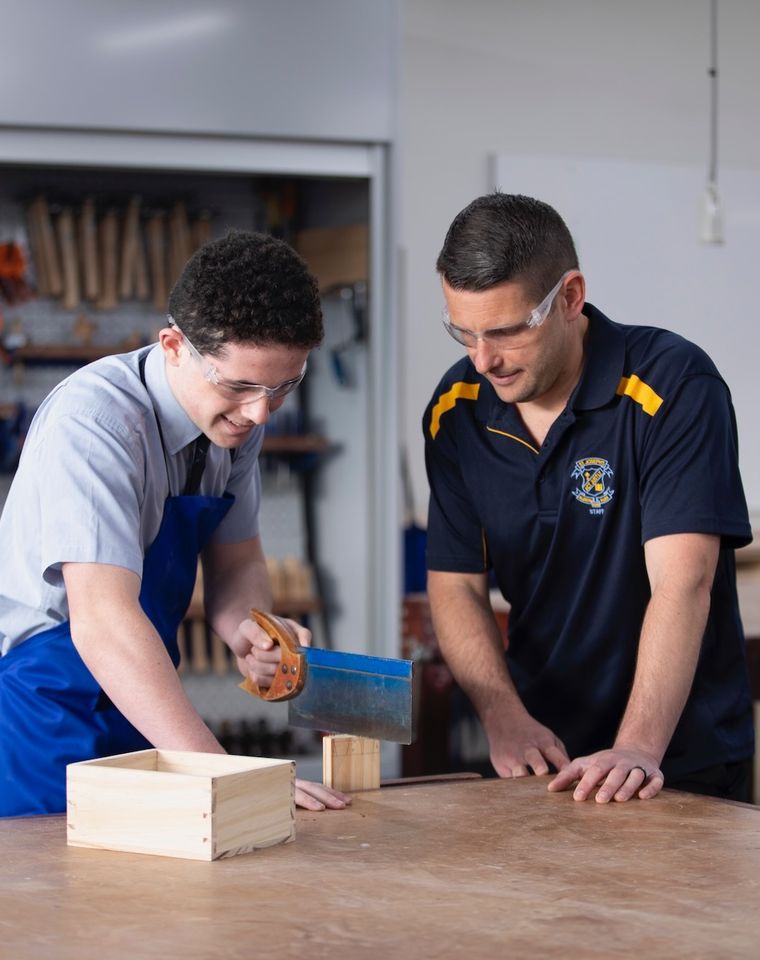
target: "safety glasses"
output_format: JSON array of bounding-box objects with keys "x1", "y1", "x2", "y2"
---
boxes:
[
  {"x1": 442, "y1": 270, "x2": 573, "y2": 350},
  {"x1": 169, "y1": 318, "x2": 307, "y2": 403}
]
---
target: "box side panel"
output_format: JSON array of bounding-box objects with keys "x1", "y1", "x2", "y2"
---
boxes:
[
  {"x1": 212, "y1": 763, "x2": 295, "y2": 859},
  {"x1": 156, "y1": 750, "x2": 292, "y2": 778},
  {"x1": 67, "y1": 767, "x2": 214, "y2": 860},
  {"x1": 69, "y1": 749, "x2": 159, "y2": 772}
]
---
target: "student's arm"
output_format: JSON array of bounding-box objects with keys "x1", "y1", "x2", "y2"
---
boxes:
[
  {"x1": 201, "y1": 534, "x2": 309, "y2": 681},
  {"x1": 202, "y1": 536, "x2": 350, "y2": 812},
  {"x1": 548, "y1": 532, "x2": 719, "y2": 802},
  {"x1": 428, "y1": 569, "x2": 570, "y2": 777},
  {"x1": 64, "y1": 561, "x2": 223, "y2": 753}
]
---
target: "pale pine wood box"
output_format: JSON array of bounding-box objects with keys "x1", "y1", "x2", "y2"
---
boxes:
[{"x1": 66, "y1": 749, "x2": 295, "y2": 861}]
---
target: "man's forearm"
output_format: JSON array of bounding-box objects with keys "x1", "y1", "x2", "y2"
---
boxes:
[
  {"x1": 615, "y1": 582, "x2": 710, "y2": 761},
  {"x1": 616, "y1": 533, "x2": 719, "y2": 762},
  {"x1": 429, "y1": 570, "x2": 570, "y2": 776},
  {"x1": 427, "y1": 571, "x2": 524, "y2": 726}
]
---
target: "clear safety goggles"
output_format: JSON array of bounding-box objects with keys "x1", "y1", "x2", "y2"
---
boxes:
[
  {"x1": 169, "y1": 318, "x2": 307, "y2": 403},
  {"x1": 442, "y1": 270, "x2": 573, "y2": 350}
]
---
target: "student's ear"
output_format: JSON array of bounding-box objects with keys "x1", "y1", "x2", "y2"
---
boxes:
[{"x1": 159, "y1": 325, "x2": 184, "y2": 367}]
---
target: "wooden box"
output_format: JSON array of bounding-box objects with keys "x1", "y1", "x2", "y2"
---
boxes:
[{"x1": 66, "y1": 749, "x2": 295, "y2": 861}]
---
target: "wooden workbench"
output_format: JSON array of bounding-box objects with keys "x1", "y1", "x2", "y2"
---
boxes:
[{"x1": 2, "y1": 777, "x2": 759, "y2": 959}]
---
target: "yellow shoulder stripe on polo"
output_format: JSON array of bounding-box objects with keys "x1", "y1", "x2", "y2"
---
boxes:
[
  {"x1": 429, "y1": 382, "x2": 480, "y2": 438},
  {"x1": 616, "y1": 374, "x2": 663, "y2": 416}
]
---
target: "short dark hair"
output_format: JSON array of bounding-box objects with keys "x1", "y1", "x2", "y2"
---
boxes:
[
  {"x1": 168, "y1": 230, "x2": 323, "y2": 355},
  {"x1": 436, "y1": 192, "x2": 579, "y2": 299}
]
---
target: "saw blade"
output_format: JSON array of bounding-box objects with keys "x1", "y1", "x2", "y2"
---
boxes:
[{"x1": 287, "y1": 647, "x2": 416, "y2": 744}]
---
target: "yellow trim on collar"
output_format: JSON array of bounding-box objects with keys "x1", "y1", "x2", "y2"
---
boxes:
[
  {"x1": 486, "y1": 426, "x2": 539, "y2": 455},
  {"x1": 616, "y1": 374, "x2": 663, "y2": 416},
  {"x1": 429, "y1": 382, "x2": 480, "y2": 438}
]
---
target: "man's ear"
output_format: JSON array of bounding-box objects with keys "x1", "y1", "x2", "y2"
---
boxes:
[
  {"x1": 563, "y1": 271, "x2": 586, "y2": 321},
  {"x1": 159, "y1": 325, "x2": 184, "y2": 367}
]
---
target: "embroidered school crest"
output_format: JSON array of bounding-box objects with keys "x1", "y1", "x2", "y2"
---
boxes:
[{"x1": 571, "y1": 457, "x2": 615, "y2": 514}]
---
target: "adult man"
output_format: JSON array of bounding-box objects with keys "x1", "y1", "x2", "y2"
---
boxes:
[
  {"x1": 424, "y1": 193, "x2": 753, "y2": 803},
  {"x1": 0, "y1": 230, "x2": 349, "y2": 816}
]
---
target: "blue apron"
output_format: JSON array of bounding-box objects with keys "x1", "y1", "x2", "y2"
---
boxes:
[{"x1": 0, "y1": 370, "x2": 234, "y2": 816}]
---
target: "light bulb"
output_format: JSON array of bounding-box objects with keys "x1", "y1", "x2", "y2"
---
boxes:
[{"x1": 700, "y1": 180, "x2": 724, "y2": 244}]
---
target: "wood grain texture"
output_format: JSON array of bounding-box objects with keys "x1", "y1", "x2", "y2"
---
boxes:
[
  {"x1": 29, "y1": 196, "x2": 62, "y2": 297},
  {"x1": 66, "y1": 749, "x2": 294, "y2": 861},
  {"x1": 95, "y1": 210, "x2": 119, "y2": 311},
  {"x1": 78, "y1": 197, "x2": 99, "y2": 301},
  {"x1": 118, "y1": 196, "x2": 141, "y2": 300},
  {"x1": 323, "y1": 735, "x2": 380, "y2": 792},
  {"x1": 3, "y1": 777, "x2": 760, "y2": 958},
  {"x1": 55, "y1": 208, "x2": 80, "y2": 310},
  {"x1": 146, "y1": 212, "x2": 168, "y2": 311}
]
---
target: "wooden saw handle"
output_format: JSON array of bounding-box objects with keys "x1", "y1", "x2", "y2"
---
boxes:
[{"x1": 239, "y1": 609, "x2": 306, "y2": 702}]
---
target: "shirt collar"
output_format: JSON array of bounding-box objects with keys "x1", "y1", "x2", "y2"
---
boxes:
[
  {"x1": 570, "y1": 303, "x2": 626, "y2": 411},
  {"x1": 143, "y1": 343, "x2": 202, "y2": 455}
]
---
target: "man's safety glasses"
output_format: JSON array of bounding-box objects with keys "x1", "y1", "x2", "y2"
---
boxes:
[
  {"x1": 169, "y1": 318, "x2": 307, "y2": 403},
  {"x1": 442, "y1": 270, "x2": 573, "y2": 350}
]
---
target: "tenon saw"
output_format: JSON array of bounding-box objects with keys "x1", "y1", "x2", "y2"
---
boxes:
[{"x1": 240, "y1": 610, "x2": 416, "y2": 744}]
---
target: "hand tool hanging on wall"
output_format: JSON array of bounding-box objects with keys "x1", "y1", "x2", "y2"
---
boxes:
[
  {"x1": 211, "y1": 632, "x2": 230, "y2": 676},
  {"x1": 132, "y1": 216, "x2": 149, "y2": 302},
  {"x1": 55, "y1": 208, "x2": 80, "y2": 311},
  {"x1": 240, "y1": 610, "x2": 416, "y2": 744},
  {"x1": 191, "y1": 212, "x2": 212, "y2": 252},
  {"x1": 25, "y1": 202, "x2": 48, "y2": 297},
  {"x1": 78, "y1": 197, "x2": 100, "y2": 302},
  {"x1": 27, "y1": 196, "x2": 63, "y2": 298},
  {"x1": 327, "y1": 282, "x2": 367, "y2": 387},
  {"x1": 95, "y1": 209, "x2": 119, "y2": 311},
  {"x1": 146, "y1": 211, "x2": 168, "y2": 311},
  {"x1": 118, "y1": 196, "x2": 141, "y2": 301},
  {"x1": 168, "y1": 202, "x2": 191, "y2": 288},
  {"x1": 190, "y1": 620, "x2": 210, "y2": 674}
]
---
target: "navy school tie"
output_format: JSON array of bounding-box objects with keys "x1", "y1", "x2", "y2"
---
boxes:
[{"x1": 183, "y1": 434, "x2": 211, "y2": 496}]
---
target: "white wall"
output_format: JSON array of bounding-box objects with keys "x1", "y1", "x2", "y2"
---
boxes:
[
  {"x1": 399, "y1": 0, "x2": 760, "y2": 515},
  {"x1": 0, "y1": 0, "x2": 397, "y2": 142}
]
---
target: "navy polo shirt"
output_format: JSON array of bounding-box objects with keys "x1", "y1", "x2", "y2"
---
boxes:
[{"x1": 424, "y1": 304, "x2": 753, "y2": 779}]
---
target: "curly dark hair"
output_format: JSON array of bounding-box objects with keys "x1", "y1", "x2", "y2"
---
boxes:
[
  {"x1": 168, "y1": 230, "x2": 323, "y2": 355},
  {"x1": 436, "y1": 192, "x2": 579, "y2": 300}
]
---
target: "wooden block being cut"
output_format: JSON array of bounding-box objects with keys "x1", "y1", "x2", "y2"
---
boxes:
[
  {"x1": 323, "y1": 735, "x2": 380, "y2": 792},
  {"x1": 67, "y1": 749, "x2": 295, "y2": 861}
]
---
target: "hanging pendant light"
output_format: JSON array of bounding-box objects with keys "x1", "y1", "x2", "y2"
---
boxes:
[{"x1": 700, "y1": 0, "x2": 723, "y2": 244}]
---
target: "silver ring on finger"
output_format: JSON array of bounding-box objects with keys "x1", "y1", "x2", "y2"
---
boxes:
[{"x1": 631, "y1": 765, "x2": 649, "y2": 781}]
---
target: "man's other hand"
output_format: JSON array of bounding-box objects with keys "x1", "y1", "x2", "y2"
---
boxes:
[
  {"x1": 547, "y1": 746, "x2": 664, "y2": 802},
  {"x1": 486, "y1": 710, "x2": 570, "y2": 778}
]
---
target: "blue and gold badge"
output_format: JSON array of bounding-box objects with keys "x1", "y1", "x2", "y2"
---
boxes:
[{"x1": 571, "y1": 457, "x2": 615, "y2": 514}]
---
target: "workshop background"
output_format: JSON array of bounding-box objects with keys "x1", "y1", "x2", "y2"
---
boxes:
[{"x1": 1, "y1": 0, "x2": 759, "y2": 783}]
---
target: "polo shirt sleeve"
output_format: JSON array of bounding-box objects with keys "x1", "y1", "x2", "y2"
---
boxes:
[
  {"x1": 423, "y1": 402, "x2": 488, "y2": 574},
  {"x1": 639, "y1": 373, "x2": 751, "y2": 547},
  {"x1": 34, "y1": 409, "x2": 146, "y2": 585},
  {"x1": 211, "y1": 429, "x2": 264, "y2": 544}
]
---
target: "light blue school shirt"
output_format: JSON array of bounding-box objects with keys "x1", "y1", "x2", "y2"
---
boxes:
[{"x1": 0, "y1": 343, "x2": 263, "y2": 655}]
